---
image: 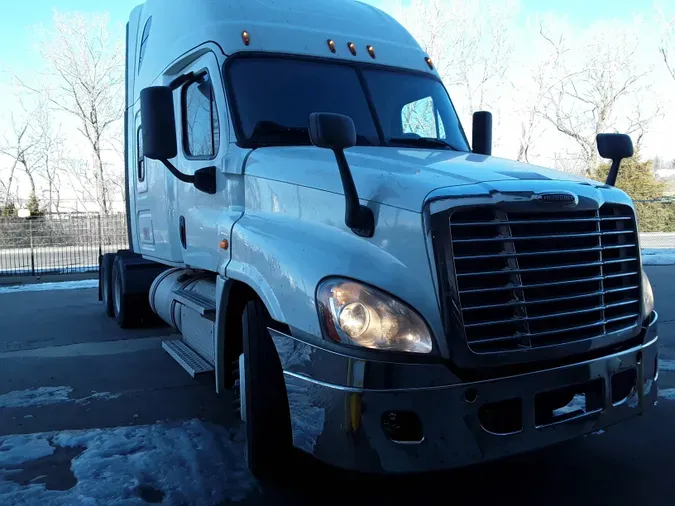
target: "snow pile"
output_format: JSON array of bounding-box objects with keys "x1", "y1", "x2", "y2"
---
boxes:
[
  {"x1": 0, "y1": 280, "x2": 98, "y2": 295},
  {"x1": 0, "y1": 387, "x2": 121, "y2": 409},
  {"x1": 0, "y1": 419, "x2": 254, "y2": 505},
  {"x1": 0, "y1": 436, "x2": 56, "y2": 467},
  {"x1": 641, "y1": 249, "x2": 675, "y2": 266}
]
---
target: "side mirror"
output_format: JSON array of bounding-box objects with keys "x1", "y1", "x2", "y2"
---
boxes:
[
  {"x1": 308, "y1": 112, "x2": 373, "y2": 237},
  {"x1": 139, "y1": 85, "x2": 216, "y2": 194},
  {"x1": 140, "y1": 86, "x2": 177, "y2": 160},
  {"x1": 596, "y1": 133, "x2": 633, "y2": 186},
  {"x1": 472, "y1": 111, "x2": 492, "y2": 156},
  {"x1": 309, "y1": 112, "x2": 357, "y2": 150}
]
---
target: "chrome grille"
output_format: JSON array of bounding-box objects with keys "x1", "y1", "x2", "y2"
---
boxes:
[{"x1": 449, "y1": 204, "x2": 640, "y2": 353}]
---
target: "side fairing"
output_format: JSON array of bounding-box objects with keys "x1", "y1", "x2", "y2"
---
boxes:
[{"x1": 226, "y1": 175, "x2": 448, "y2": 357}]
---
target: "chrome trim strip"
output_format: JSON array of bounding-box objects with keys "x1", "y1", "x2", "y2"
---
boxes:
[{"x1": 282, "y1": 317, "x2": 658, "y2": 394}]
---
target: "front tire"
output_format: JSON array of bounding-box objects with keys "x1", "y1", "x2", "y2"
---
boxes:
[{"x1": 242, "y1": 299, "x2": 293, "y2": 480}]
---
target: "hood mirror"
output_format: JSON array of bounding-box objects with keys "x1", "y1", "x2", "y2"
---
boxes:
[
  {"x1": 308, "y1": 112, "x2": 374, "y2": 238},
  {"x1": 472, "y1": 111, "x2": 492, "y2": 156},
  {"x1": 596, "y1": 133, "x2": 633, "y2": 186}
]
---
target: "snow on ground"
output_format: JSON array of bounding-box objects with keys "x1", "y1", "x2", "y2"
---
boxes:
[
  {"x1": 0, "y1": 279, "x2": 98, "y2": 294},
  {"x1": 659, "y1": 388, "x2": 675, "y2": 401},
  {"x1": 659, "y1": 359, "x2": 675, "y2": 372},
  {"x1": 641, "y1": 249, "x2": 675, "y2": 265},
  {"x1": 0, "y1": 419, "x2": 254, "y2": 506},
  {"x1": 0, "y1": 387, "x2": 120, "y2": 409}
]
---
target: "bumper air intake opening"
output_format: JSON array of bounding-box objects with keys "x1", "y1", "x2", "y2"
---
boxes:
[
  {"x1": 381, "y1": 411, "x2": 424, "y2": 444},
  {"x1": 478, "y1": 398, "x2": 522, "y2": 435},
  {"x1": 535, "y1": 378, "x2": 604, "y2": 427},
  {"x1": 611, "y1": 368, "x2": 637, "y2": 405}
]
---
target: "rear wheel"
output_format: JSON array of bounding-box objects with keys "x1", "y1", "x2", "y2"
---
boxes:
[
  {"x1": 101, "y1": 253, "x2": 115, "y2": 318},
  {"x1": 241, "y1": 298, "x2": 293, "y2": 480},
  {"x1": 112, "y1": 257, "x2": 138, "y2": 328}
]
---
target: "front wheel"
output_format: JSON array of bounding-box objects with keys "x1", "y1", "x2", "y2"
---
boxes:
[{"x1": 241, "y1": 299, "x2": 293, "y2": 480}]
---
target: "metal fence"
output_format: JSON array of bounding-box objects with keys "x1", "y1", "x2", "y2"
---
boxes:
[{"x1": 0, "y1": 213, "x2": 128, "y2": 277}]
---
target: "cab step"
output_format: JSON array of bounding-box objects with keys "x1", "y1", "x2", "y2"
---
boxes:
[
  {"x1": 172, "y1": 288, "x2": 216, "y2": 321},
  {"x1": 162, "y1": 339, "x2": 214, "y2": 377}
]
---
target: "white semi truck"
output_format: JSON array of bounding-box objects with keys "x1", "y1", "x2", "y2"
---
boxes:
[{"x1": 100, "y1": 0, "x2": 659, "y2": 478}]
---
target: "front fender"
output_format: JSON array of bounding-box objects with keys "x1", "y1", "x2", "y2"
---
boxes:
[{"x1": 225, "y1": 177, "x2": 447, "y2": 357}]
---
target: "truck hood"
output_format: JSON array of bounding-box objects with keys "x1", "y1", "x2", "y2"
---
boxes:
[{"x1": 244, "y1": 146, "x2": 602, "y2": 212}]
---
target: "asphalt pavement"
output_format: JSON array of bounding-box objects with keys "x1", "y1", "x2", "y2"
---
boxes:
[{"x1": 0, "y1": 267, "x2": 673, "y2": 505}]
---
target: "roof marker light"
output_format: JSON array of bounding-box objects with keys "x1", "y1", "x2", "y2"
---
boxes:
[
  {"x1": 367, "y1": 45, "x2": 376, "y2": 59},
  {"x1": 242, "y1": 31, "x2": 250, "y2": 46},
  {"x1": 327, "y1": 39, "x2": 336, "y2": 53},
  {"x1": 425, "y1": 56, "x2": 434, "y2": 69},
  {"x1": 348, "y1": 42, "x2": 357, "y2": 56}
]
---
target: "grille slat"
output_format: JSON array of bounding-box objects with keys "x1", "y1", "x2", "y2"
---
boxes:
[
  {"x1": 471, "y1": 314, "x2": 639, "y2": 346},
  {"x1": 451, "y1": 216, "x2": 632, "y2": 227},
  {"x1": 449, "y1": 204, "x2": 641, "y2": 353},
  {"x1": 462, "y1": 285, "x2": 639, "y2": 311},
  {"x1": 455, "y1": 259, "x2": 640, "y2": 278},
  {"x1": 454, "y1": 243, "x2": 637, "y2": 261},
  {"x1": 464, "y1": 299, "x2": 639, "y2": 328},
  {"x1": 459, "y1": 258, "x2": 637, "y2": 278},
  {"x1": 452, "y1": 230, "x2": 634, "y2": 244}
]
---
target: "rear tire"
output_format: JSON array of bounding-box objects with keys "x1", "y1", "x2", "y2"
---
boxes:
[
  {"x1": 112, "y1": 257, "x2": 138, "y2": 328},
  {"x1": 242, "y1": 299, "x2": 293, "y2": 481},
  {"x1": 101, "y1": 253, "x2": 115, "y2": 318}
]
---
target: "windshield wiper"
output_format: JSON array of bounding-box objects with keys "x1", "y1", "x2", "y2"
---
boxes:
[{"x1": 388, "y1": 136, "x2": 459, "y2": 151}]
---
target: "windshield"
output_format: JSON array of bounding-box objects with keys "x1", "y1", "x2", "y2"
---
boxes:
[{"x1": 226, "y1": 56, "x2": 470, "y2": 151}]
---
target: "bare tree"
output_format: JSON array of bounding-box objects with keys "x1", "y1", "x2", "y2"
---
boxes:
[
  {"x1": 392, "y1": 0, "x2": 516, "y2": 145},
  {"x1": 32, "y1": 98, "x2": 65, "y2": 213},
  {"x1": 539, "y1": 26, "x2": 657, "y2": 173},
  {"x1": 660, "y1": 16, "x2": 675, "y2": 82},
  {"x1": 516, "y1": 26, "x2": 576, "y2": 163},
  {"x1": 16, "y1": 11, "x2": 124, "y2": 214},
  {"x1": 0, "y1": 103, "x2": 40, "y2": 208}
]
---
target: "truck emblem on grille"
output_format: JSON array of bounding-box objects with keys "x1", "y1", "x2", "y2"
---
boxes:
[{"x1": 535, "y1": 191, "x2": 578, "y2": 206}]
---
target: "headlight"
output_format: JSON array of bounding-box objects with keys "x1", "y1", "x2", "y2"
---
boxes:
[
  {"x1": 641, "y1": 270, "x2": 654, "y2": 319},
  {"x1": 316, "y1": 279, "x2": 433, "y2": 354}
]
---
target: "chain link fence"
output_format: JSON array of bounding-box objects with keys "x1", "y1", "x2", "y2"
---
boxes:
[{"x1": 0, "y1": 213, "x2": 128, "y2": 277}]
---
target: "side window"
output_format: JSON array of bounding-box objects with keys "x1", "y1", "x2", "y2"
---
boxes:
[
  {"x1": 137, "y1": 127, "x2": 145, "y2": 182},
  {"x1": 401, "y1": 97, "x2": 445, "y2": 139},
  {"x1": 183, "y1": 73, "x2": 220, "y2": 158},
  {"x1": 138, "y1": 16, "x2": 152, "y2": 72}
]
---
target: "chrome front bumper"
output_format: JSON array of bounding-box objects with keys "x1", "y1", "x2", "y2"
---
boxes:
[{"x1": 271, "y1": 313, "x2": 659, "y2": 474}]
